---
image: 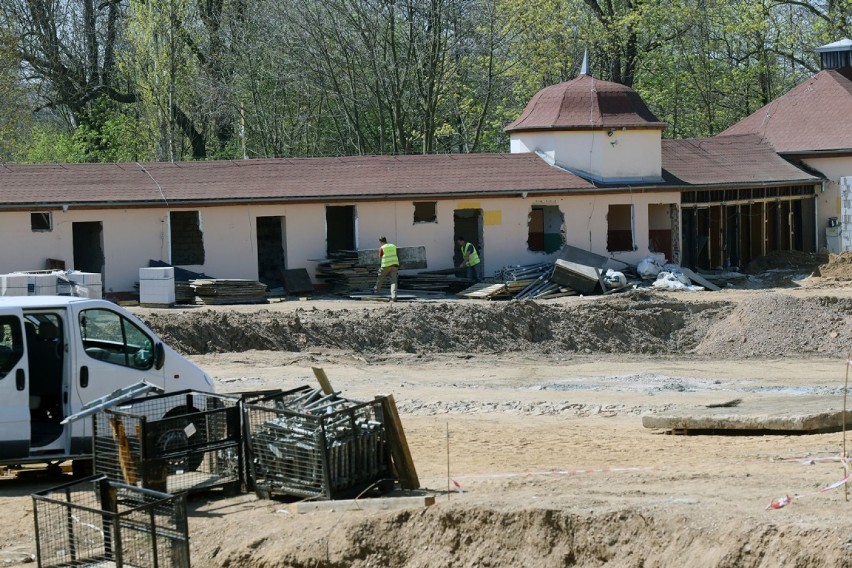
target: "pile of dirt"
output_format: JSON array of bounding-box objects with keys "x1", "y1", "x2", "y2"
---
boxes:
[
  {"x1": 817, "y1": 251, "x2": 852, "y2": 280},
  {"x1": 744, "y1": 250, "x2": 827, "y2": 274},
  {"x1": 694, "y1": 294, "x2": 852, "y2": 357},
  {"x1": 141, "y1": 291, "x2": 852, "y2": 359},
  {"x1": 196, "y1": 504, "x2": 851, "y2": 568}
]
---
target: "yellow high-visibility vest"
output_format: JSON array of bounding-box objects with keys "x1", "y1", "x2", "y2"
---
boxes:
[
  {"x1": 381, "y1": 243, "x2": 399, "y2": 267},
  {"x1": 461, "y1": 242, "x2": 480, "y2": 266}
]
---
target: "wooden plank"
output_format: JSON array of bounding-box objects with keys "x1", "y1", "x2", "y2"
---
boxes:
[
  {"x1": 288, "y1": 495, "x2": 435, "y2": 514},
  {"x1": 377, "y1": 395, "x2": 420, "y2": 490},
  {"x1": 312, "y1": 367, "x2": 335, "y2": 395},
  {"x1": 109, "y1": 416, "x2": 137, "y2": 485}
]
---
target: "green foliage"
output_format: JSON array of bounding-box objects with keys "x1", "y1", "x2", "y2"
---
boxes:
[
  {"x1": 22, "y1": 124, "x2": 87, "y2": 163},
  {"x1": 2, "y1": 0, "x2": 851, "y2": 160}
]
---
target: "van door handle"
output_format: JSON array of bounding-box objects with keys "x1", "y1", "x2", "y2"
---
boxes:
[
  {"x1": 15, "y1": 369, "x2": 24, "y2": 391},
  {"x1": 80, "y1": 366, "x2": 89, "y2": 388}
]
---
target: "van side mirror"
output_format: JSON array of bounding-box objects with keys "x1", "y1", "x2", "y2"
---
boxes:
[{"x1": 154, "y1": 342, "x2": 165, "y2": 370}]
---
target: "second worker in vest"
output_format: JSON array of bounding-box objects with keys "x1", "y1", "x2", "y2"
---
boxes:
[
  {"x1": 374, "y1": 236, "x2": 400, "y2": 301},
  {"x1": 456, "y1": 236, "x2": 482, "y2": 283}
]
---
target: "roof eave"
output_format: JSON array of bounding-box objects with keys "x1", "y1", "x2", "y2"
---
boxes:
[
  {"x1": 506, "y1": 124, "x2": 667, "y2": 134},
  {"x1": 779, "y1": 148, "x2": 852, "y2": 159}
]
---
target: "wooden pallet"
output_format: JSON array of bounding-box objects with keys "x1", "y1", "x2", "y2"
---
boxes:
[{"x1": 458, "y1": 282, "x2": 508, "y2": 299}]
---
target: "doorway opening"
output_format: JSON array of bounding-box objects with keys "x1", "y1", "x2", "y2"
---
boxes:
[
  {"x1": 326, "y1": 206, "x2": 357, "y2": 256},
  {"x1": 72, "y1": 222, "x2": 105, "y2": 277},
  {"x1": 648, "y1": 204, "x2": 676, "y2": 262},
  {"x1": 256, "y1": 216, "x2": 287, "y2": 287},
  {"x1": 453, "y1": 209, "x2": 483, "y2": 269}
]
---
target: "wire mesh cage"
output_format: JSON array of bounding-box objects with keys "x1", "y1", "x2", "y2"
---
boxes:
[
  {"x1": 32, "y1": 474, "x2": 189, "y2": 568},
  {"x1": 92, "y1": 390, "x2": 243, "y2": 494},
  {"x1": 244, "y1": 385, "x2": 393, "y2": 500}
]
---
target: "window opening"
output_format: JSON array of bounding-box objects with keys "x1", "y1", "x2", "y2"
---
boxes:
[
  {"x1": 31, "y1": 212, "x2": 52, "y2": 232},
  {"x1": 170, "y1": 211, "x2": 205, "y2": 265},
  {"x1": 413, "y1": 202, "x2": 437, "y2": 223},
  {"x1": 528, "y1": 205, "x2": 563, "y2": 253}
]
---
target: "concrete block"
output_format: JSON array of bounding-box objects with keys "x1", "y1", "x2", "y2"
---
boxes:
[{"x1": 139, "y1": 267, "x2": 175, "y2": 280}]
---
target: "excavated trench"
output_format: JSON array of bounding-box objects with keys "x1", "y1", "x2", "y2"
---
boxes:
[
  {"x1": 141, "y1": 291, "x2": 852, "y2": 359},
  {"x1": 138, "y1": 289, "x2": 852, "y2": 568}
]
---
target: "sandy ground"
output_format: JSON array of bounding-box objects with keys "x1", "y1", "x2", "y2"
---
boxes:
[{"x1": 5, "y1": 267, "x2": 852, "y2": 566}]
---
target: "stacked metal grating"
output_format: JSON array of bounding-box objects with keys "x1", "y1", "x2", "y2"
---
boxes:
[
  {"x1": 92, "y1": 390, "x2": 244, "y2": 495},
  {"x1": 32, "y1": 474, "x2": 189, "y2": 568},
  {"x1": 512, "y1": 263, "x2": 581, "y2": 300},
  {"x1": 244, "y1": 386, "x2": 393, "y2": 500}
]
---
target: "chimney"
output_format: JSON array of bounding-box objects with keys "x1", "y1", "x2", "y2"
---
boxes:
[{"x1": 816, "y1": 38, "x2": 852, "y2": 70}]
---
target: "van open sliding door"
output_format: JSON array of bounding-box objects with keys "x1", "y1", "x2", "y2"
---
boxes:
[{"x1": 0, "y1": 307, "x2": 29, "y2": 461}]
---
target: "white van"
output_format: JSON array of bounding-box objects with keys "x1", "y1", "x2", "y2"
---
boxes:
[{"x1": 0, "y1": 296, "x2": 215, "y2": 468}]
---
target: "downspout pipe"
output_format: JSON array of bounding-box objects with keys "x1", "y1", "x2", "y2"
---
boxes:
[{"x1": 816, "y1": 180, "x2": 823, "y2": 252}]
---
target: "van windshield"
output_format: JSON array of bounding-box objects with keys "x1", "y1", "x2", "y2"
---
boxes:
[{"x1": 80, "y1": 309, "x2": 155, "y2": 370}]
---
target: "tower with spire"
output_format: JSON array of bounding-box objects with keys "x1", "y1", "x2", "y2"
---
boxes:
[{"x1": 504, "y1": 59, "x2": 667, "y2": 184}]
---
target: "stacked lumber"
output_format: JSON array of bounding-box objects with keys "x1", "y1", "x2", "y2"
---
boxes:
[
  {"x1": 175, "y1": 282, "x2": 195, "y2": 304},
  {"x1": 191, "y1": 279, "x2": 268, "y2": 305},
  {"x1": 315, "y1": 251, "x2": 377, "y2": 294},
  {"x1": 315, "y1": 251, "x2": 472, "y2": 295}
]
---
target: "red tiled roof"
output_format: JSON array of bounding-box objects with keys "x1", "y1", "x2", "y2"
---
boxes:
[
  {"x1": 0, "y1": 138, "x2": 818, "y2": 209},
  {"x1": 0, "y1": 154, "x2": 596, "y2": 207},
  {"x1": 719, "y1": 69, "x2": 852, "y2": 153},
  {"x1": 662, "y1": 134, "x2": 819, "y2": 186},
  {"x1": 505, "y1": 74, "x2": 666, "y2": 132}
]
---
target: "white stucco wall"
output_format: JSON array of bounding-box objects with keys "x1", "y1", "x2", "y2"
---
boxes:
[
  {"x1": 0, "y1": 191, "x2": 680, "y2": 295},
  {"x1": 510, "y1": 129, "x2": 663, "y2": 182},
  {"x1": 802, "y1": 156, "x2": 852, "y2": 251}
]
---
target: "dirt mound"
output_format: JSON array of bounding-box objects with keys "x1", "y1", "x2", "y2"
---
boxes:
[
  {"x1": 745, "y1": 250, "x2": 827, "y2": 274},
  {"x1": 141, "y1": 294, "x2": 731, "y2": 357},
  {"x1": 818, "y1": 251, "x2": 852, "y2": 280},
  {"x1": 694, "y1": 293, "x2": 852, "y2": 357},
  {"x1": 142, "y1": 291, "x2": 852, "y2": 359},
  {"x1": 199, "y1": 505, "x2": 850, "y2": 568}
]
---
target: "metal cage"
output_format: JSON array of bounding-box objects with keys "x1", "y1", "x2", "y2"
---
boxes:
[
  {"x1": 244, "y1": 386, "x2": 393, "y2": 500},
  {"x1": 92, "y1": 390, "x2": 243, "y2": 494},
  {"x1": 32, "y1": 474, "x2": 189, "y2": 568}
]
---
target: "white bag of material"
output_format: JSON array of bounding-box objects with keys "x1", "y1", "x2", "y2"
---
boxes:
[
  {"x1": 652, "y1": 271, "x2": 703, "y2": 291},
  {"x1": 637, "y1": 257, "x2": 664, "y2": 280},
  {"x1": 603, "y1": 269, "x2": 627, "y2": 289}
]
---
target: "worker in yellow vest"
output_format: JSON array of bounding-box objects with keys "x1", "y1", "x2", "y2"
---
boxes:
[
  {"x1": 456, "y1": 236, "x2": 482, "y2": 282},
  {"x1": 374, "y1": 236, "x2": 400, "y2": 301}
]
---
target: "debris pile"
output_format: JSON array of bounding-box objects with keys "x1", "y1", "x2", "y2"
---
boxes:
[{"x1": 191, "y1": 279, "x2": 268, "y2": 305}]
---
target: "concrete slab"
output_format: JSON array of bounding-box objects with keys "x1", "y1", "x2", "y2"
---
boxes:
[
  {"x1": 357, "y1": 246, "x2": 427, "y2": 270},
  {"x1": 642, "y1": 395, "x2": 852, "y2": 433},
  {"x1": 288, "y1": 494, "x2": 436, "y2": 514}
]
